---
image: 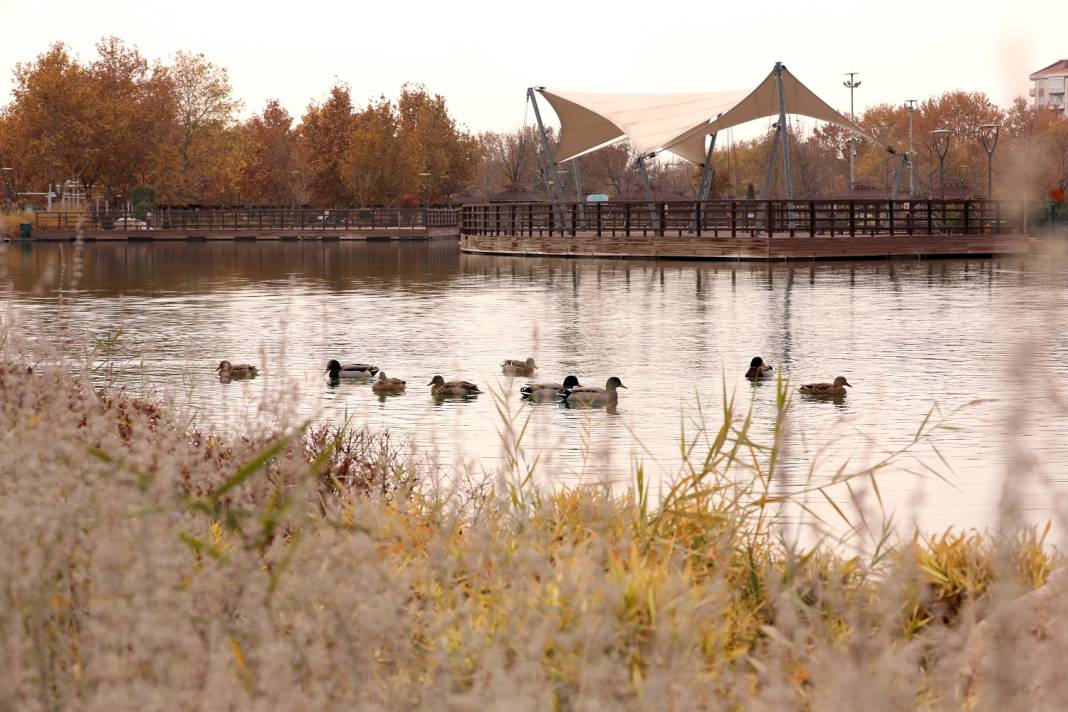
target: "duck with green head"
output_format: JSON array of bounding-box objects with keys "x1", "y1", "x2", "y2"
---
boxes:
[
  {"x1": 564, "y1": 376, "x2": 626, "y2": 407},
  {"x1": 745, "y1": 356, "x2": 774, "y2": 380},
  {"x1": 521, "y1": 375, "x2": 579, "y2": 401},
  {"x1": 326, "y1": 359, "x2": 379, "y2": 380}
]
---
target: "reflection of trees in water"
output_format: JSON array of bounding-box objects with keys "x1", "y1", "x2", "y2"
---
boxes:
[{"x1": 4, "y1": 241, "x2": 464, "y2": 297}]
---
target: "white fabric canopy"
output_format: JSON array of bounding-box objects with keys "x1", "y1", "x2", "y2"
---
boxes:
[
  {"x1": 536, "y1": 64, "x2": 887, "y2": 166},
  {"x1": 663, "y1": 65, "x2": 883, "y2": 164},
  {"x1": 536, "y1": 88, "x2": 749, "y2": 163}
]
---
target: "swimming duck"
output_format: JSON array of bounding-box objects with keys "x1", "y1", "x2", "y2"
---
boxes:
[
  {"x1": 326, "y1": 359, "x2": 379, "y2": 379},
  {"x1": 799, "y1": 376, "x2": 852, "y2": 396},
  {"x1": 372, "y1": 371, "x2": 406, "y2": 394},
  {"x1": 216, "y1": 360, "x2": 258, "y2": 379},
  {"x1": 521, "y1": 375, "x2": 580, "y2": 400},
  {"x1": 501, "y1": 357, "x2": 537, "y2": 376},
  {"x1": 564, "y1": 376, "x2": 627, "y2": 407},
  {"x1": 745, "y1": 356, "x2": 774, "y2": 379},
  {"x1": 428, "y1": 375, "x2": 482, "y2": 398}
]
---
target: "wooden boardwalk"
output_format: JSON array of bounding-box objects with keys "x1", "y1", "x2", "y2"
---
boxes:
[
  {"x1": 460, "y1": 199, "x2": 1034, "y2": 261},
  {"x1": 26, "y1": 227, "x2": 460, "y2": 242},
  {"x1": 460, "y1": 233, "x2": 1032, "y2": 261}
]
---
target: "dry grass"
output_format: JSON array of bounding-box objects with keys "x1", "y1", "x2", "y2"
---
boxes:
[{"x1": 0, "y1": 351, "x2": 1064, "y2": 711}]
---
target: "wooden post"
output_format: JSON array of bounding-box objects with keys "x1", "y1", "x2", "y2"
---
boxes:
[
  {"x1": 766, "y1": 201, "x2": 773, "y2": 237},
  {"x1": 658, "y1": 203, "x2": 666, "y2": 237},
  {"x1": 808, "y1": 201, "x2": 816, "y2": 237},
  {"x1": 888, "y1": 200, "x2": 894, "y2": 236},
  {"x1": 849, "y1": 202, "x2": 856, "y2": 237},
  {"x1": 927, "y1": 201, "x2": 933, "y2": 235},
  {"x1": 730, "y1": 201, "x2": 737, "y2": 237},
  {"x1": 596, "y1": 202, "x2": 602, "y2": 237},
  {"x1": 829, "y1": 203, "x2": 835, "y2": 237},
  {"x1": 963, "y1": 202, "x2": 970, "y2": 234},
  {"x1": 624, "y1": 203, "x2": 631, "y2": 238},
  {"x1": 695, "y1": 201, "x2": 702, "y2": 237},
  {"x1": 570, "y1": 203, "x2": 577, "y2": 237}
]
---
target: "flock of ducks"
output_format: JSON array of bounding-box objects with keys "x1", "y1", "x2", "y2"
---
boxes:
[{"x1": 217, "y1": 354, "x2": 852, "y2": 402}]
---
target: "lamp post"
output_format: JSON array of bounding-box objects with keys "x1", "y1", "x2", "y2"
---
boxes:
[
  {"x1": 979, "y1": 124, "x2": 1000, "y2": 200},
  {"x1": 417, "y1": 172, "x2": 431, "y2": 226},
  {"x1": 905, "y1": 100, "x2": 917, "y2": 196},
  {"x1": 843, "y1": 72, "x2": 862, "y2": 191},
  {"x1": 930, "y1": 129, "x2": 951, "y2": 200}
]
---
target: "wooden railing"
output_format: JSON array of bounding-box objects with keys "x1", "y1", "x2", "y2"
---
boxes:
[
  {"x1": 35, "y1": 207, "x2": 460, "y2": 231},
  {"x1": 461, "y1": 200, "x2": 1029, "y2": 238}
]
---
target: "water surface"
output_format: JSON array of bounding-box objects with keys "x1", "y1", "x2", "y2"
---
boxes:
[{"x1": 3, "y1": 239, "x2": 1067, "y2": 532}]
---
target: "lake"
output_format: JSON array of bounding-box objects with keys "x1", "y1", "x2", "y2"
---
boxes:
[{"x1": 3, "y1": 239, "x2": 1067, "y2": 533}]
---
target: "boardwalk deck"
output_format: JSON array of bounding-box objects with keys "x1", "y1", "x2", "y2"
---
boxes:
[
  {"x1": 460, "y1": 233, "x2": 1032, "y2": 261},
  {"x1": 459, "y1": 199, "x2": 1034, "y2": 261}
]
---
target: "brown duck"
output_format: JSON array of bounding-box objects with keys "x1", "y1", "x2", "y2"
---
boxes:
[{"x1": 799, "y1": 376, "x2": 852, "y2": 396}]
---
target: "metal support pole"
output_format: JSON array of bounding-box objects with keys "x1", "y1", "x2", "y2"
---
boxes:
[
  {"x1": 527, "y1": 87, "x2": 565, "y2": 225},
  {"x1": 636, "y1": 154, "x2": 659, "y2": 232},
  {"x1": 696, "y1": 132, "x2": 719, "y2": 201},
  {"x1": 844, "y1": 72, "x2": 862, "y2": 191},
  {"x1": 761, "y1": 123, "x2": 782, "y2": 200},
  {"x1": 775, "y1": 63, "x2": 794, "y2": 201},
  {"x1": 890, "y1": 153, "x2": 909, "y2": 201}
]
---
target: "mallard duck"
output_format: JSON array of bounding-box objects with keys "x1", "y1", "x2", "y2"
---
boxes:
[
  {"x1": 216, "y1": 360, "x2": 258, "y2": 379},
  {"x1": 501, "y1": 357, "x2": 537, "y2": 375},
  {"x1": 564, "y1": 376, "x2": 626, "y2": 407},
  {"x1": 745, "y1": 356, "x2": 774, "y2": 380},
  {"x1": 326, "y1": 359, "x2": 379, "y2": 379},
  {"x1": 521, "y1": 375, "x2": 579, "y2": 401},
  {"x1": 372, "y1": 371, "x2": 406, "y2": 394},
  {"x1": 428, "y1": 375, "x2": 482, "y2": 398},
  {"x1": 799, "y1": 376, "x2": 852, "y2": 396}
]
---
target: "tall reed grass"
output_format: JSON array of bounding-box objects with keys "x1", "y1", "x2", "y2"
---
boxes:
[{"x1": 0, "y1": 336, "x2": 1064, "y2": 710}]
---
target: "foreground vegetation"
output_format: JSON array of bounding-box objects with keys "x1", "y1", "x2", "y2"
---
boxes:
[{"x1": 0, "y1": 352, "x2": 1065, "y2": 710}]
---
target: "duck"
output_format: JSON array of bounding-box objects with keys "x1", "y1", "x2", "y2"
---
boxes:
[
  {"x1": 521, "y1": 375, "x2": 580, "y2": 400},
  {"x1": 564, "y1": 376, "x2": 627, "y2": 407},
  {"x1": 326, "y1": 359, "x2": 379, "y2": 380},
  {"x1": 501, "y1": 357, "x2": 537, "y2": 376},
  {"x1": 216, "y1": 360, "x2": 258, "y2": 379},
  {"x1": 428, "y1": 375, "x2": 482, "y2": 398},
  {"x1": 372, "y1": 371, "x2": 406, "y2": 394},
  {"x1": 745, "y1": 356, "x2": 774, "y2": 380},
  {"x1": 799, "y1": 376, "x2": 852, "y2": 396}
]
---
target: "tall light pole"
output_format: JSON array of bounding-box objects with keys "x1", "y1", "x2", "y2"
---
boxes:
[
  {"x1": 905, "y1": 100, "x2": 917, "y2": 196},
  {"x1": 843, "y1": 72, "x2": 862, "y2": 191},
  {"x1": 417, "y1": 172, "x2": 431, "y2": 226},
  {"x1": 979, "y1": 124, "x2": 1000, "y2": 200},
  {"x1": 930, "y1": 129, "x2": 950, "y2": 200}
]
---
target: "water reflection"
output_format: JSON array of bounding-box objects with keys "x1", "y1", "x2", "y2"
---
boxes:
[{"x1": 2, "y1": 240, "x2": 1067, "y2": 531}]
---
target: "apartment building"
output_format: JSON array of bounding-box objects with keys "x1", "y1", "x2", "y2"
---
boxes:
[{"x1": 1030, "y1": 60, "x2": 1068, "y2": 116}]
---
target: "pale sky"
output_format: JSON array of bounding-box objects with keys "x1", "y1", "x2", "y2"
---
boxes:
[{"x1": 1, "y1": 0, "x2": 1064, "y2": 135}]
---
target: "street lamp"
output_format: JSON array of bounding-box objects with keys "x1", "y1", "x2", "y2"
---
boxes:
[
  {"x1": 905, "y1": 100, "x2": 917, "y2": 195},
  {"x1": 979, "y1": 124, "x2": 1000, "y2": 200},
  {"x1": 930, "y1": 129, "x2": 951, "y2": 200},
  {"x1": 843, "y1": 72, "x2": 862, "y2": 190},
  {"x1": 417, "y1": 172, "x2": 431, "y2": 225}
]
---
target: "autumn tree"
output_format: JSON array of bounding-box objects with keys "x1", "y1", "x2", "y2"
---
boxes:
[
  {"x1": 0, "y1": 43, "x2": 96, "y2": 194},
  {"x1": 298, "y1": 84, "x2": 354, "y2": 206},
  {"x1": 236, "y1": 100, "x2": 299, "y2": 204},
  {"x1": 168, "y1": 51, "x2": 241, "y2": 202}
]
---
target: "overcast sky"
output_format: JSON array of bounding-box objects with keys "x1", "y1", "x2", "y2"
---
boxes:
[{"x1": 1, "y1": 0, "x2": 1063, "y2": 135}]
